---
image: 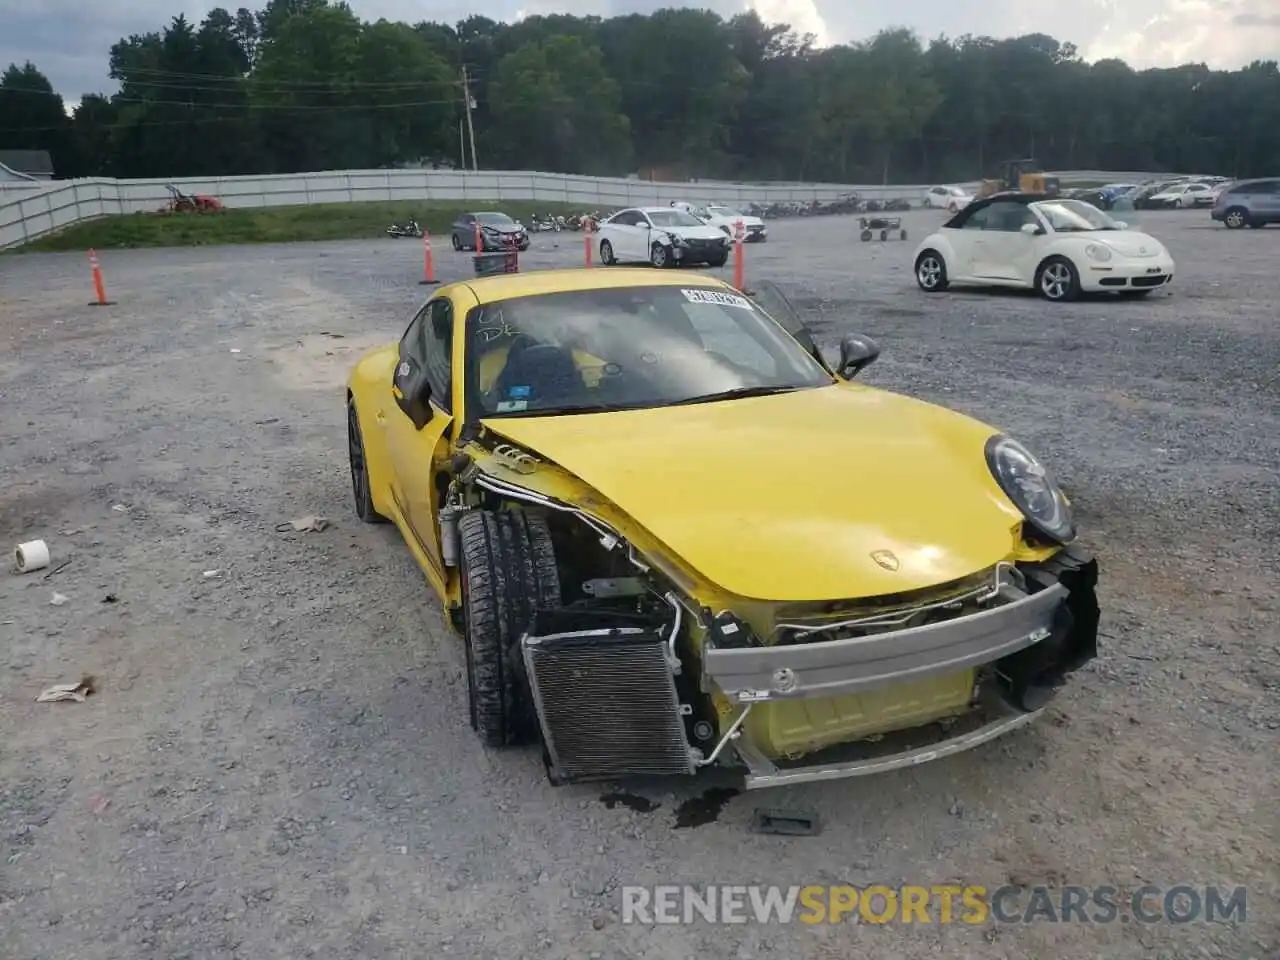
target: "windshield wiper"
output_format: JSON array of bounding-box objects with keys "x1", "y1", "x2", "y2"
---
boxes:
[
  {"x1": 665, "y1": 384, "x2": 801, "y2": 406},
  {"x1": 483, "y1": 401, "x2": 644, "y2": 419}
]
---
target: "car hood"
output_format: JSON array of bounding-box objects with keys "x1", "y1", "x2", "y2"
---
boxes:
[
  {"x1": 1082, "y1": 230, "x2": 1165, "y2": 257},
  {"x1": 480, "y1": 222, "x2": 524, "y2": 234},
  {"x1": 658, "y1": 224, "x2": 728, "y2": 241},
  {"x1": 481, "y1": 384, "x2": 1023, "y2": 602}
]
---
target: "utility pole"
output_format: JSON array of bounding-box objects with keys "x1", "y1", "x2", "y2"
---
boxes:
[{"x1": 461, "y1": 64, "x2": 479, "y2": 171}]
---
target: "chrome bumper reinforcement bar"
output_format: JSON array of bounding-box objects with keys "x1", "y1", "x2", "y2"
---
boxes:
[
  {"x1": 735, "y1": 700, "x2": 1044, "y2": 789},
  {"x1": 703, "y1": 583, "x2": 1067, "y2": 702}
]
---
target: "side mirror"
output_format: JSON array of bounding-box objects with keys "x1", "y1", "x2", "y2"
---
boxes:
[
  {"x1": 836, "y1": 334, "x2": 880, "y2": 379},
  {"x1": 393, "y1": 357, "x2": 434, "y2": 430},
  {"x1": 1020, "y1": 222, "x2": 1044, "y2": 236}
]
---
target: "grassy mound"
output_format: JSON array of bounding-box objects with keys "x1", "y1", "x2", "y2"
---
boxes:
[{"x1": 18, "y1": 200, "x2": 593, "y2": 252}]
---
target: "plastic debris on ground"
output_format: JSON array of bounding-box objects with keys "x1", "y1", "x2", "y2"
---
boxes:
[
  {"x1": 36, "y1": 675, "x2": 97, "y2": 703},
  {"x1": 276, "y1": 515, "x2": 329, "y2": 533}
]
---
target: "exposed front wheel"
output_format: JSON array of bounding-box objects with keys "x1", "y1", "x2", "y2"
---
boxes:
[
  {"x1": 1223, "y1": 208, "x2": 1247, "y2": 229},
  {"x1": 650, "y1": 242, "x2": 669, "y2": 268},
  {"x1": 458, "y1": 510, "x2": 561, "y2": 747},
  {"x1": 915, "y1": 251, "x2": 948, "y2": 292},
  {"x1": 1037, "y1": 256, "x2": 1081, "y2": 302},
  {"x1": 451, "y1": 233, "x2": 462, "y2": 250},
  {"x1": 599, "y1": 239, "x2": 616, "y2": 265}
]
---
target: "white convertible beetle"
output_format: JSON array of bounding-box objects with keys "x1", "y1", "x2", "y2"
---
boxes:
[{"x1": 913, "y1": 193, "x2": 1176, "y2": 301}]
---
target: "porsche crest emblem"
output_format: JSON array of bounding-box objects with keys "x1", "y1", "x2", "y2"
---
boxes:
[{"x1": 870, "y1": 550, "x2": 900, "y2": 571}]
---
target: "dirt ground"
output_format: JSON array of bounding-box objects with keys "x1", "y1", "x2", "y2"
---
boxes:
[{"x1": 1, "y1": 209, "x2": 1277, "y2": 960}]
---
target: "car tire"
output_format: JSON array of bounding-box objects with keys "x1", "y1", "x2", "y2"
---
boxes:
[
  {"x1": 451, "y1": 233, "x2": 462, "y2": 250},
  {"x1": 915, "y1": 250, "x2": 949, "y2": 292},
  {"x1": 707, "y1": 254, "x2": 728, "y2": 267},
  {"x1": 599, "y1": 239, "x2": 616, "y2": 265},
  {"x1": 650, "y1": 242, "x2": 669, "y2": 268},
  {"x1": 1036, "y1": 256, "x2": 1081, "y2": 302},
  {"x1": 346, "y1": 399, "x2": 387, "y2": 524},
  {"x1": 860, "y1": 229, "x2": 872, "y2": 241},
  {"x1": 1223, "y1": 207, "x2": 1248, "y2": 229},
  {"x1": 1174, "y1": 197, "x2": 1184, "y2": 209},
  {"x1": 458, "y1": 509, "x2": 561, "y2": 748}
]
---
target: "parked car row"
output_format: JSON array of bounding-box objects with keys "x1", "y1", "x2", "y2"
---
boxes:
[{"x1": 1065, "y1": 176, "x2": 1231, "y2": 211}]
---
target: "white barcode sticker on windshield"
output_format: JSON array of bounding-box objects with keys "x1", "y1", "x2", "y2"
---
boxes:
[{"x1": 681, "y1": 288, "x2": 753, "y2": 310}]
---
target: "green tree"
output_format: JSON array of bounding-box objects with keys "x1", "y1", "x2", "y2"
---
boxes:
[
  {"x1": 487, "y1": 35, "x2": 630, "y2": 174},
  {"x1": 0, "y1": 62, "x2": 72, "y2": 173},
  {"x1": 16, "y1": 3, "x2": 1280, "y2": 182}
]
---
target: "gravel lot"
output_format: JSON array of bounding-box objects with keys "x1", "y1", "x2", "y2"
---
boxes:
[{"x1": 2, "y1": 209, "x2": 1277, "y2": 960}]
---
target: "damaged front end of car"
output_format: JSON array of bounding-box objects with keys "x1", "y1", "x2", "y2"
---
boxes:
[{"x1": 443, "y1": 428, "x2": 1099, "y2": 790}]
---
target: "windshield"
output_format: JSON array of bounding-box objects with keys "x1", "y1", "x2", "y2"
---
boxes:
[
  {"x1": 647, "y1": 209, "x2": 705, "y2": 228},
  {"x1": 465, "y1": 285, "x2": 832, "y2": 418},
  {"x1": 708, "y1": 205, "x2": 742, "y2": 216},
  {"x1": 476, "y1": 212, "x2": 515, "y2": 226},
  {"x1": 1032, "y1": 199, "x2": 1121, "y2": 232}
]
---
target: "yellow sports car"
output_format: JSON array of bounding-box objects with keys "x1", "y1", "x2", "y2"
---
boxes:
[{"x1": 345, "y1": 268, "x2": 1099, "y2": 788}]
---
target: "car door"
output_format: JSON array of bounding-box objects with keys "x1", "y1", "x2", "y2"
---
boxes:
[
  {"x1": 944, "y1": 204, "x2": 994, "y2": 279},
  {"x1": 384, "y1": 296, "x2": 455, "y2": 579},
  {"x1": 974, "y1": 201, "x2": 1040, "y2": 281},
  {"x1": 603, "y1": 209, "x2": 639, "y2": 260},
  {"x1": 455, "y1": 212, "x2": 476, "y2": 248},
  {"x1": 1249, "y1": 179, "x2": 1280, "y2": 219}
]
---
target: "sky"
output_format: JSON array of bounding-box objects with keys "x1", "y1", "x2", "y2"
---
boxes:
[{"x1": 1, "y1": 0, "x2": 1277, "y2": 104}]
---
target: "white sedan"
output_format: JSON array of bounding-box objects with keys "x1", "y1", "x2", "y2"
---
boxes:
[
  {"x1": 674, "y1": 202, "x2": 768, "y2": 242},
  {"x1": 912, "y1": 195, "x2": 1175, "y2": 301},
  {"x1": 597, "y1": 206, "x2": 731, "y2": 268},
  {"x1": 923, "y1": 185, "x2": 973, "y2": 211},
  {"x1": 1148, "y1": 182, "x2": 1215, "y2": 208}
]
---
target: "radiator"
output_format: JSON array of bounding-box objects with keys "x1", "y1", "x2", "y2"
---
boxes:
[{"x1": 521, "y1": 611, "x2": 697, "y2": 784}]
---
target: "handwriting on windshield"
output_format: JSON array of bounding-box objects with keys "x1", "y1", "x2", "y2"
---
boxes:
[{"x1": 475, "y1": 311, "x2": 518, "y2": 343}]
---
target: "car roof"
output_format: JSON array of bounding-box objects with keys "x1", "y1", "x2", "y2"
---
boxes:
[{"x1": 457, "y1": 267, "x2": 730, "y2": 305}]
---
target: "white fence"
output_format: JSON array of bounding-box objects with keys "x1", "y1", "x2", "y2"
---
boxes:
[{"x1": 0, "y1": 167, "x2": 1189, "y2": 250}]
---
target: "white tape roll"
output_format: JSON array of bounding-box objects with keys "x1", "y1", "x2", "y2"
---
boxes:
[{"x1": 15, "y1": 539, "x2": 50, "y2": 573}]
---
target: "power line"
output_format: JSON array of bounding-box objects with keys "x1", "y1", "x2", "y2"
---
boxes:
[{"x1": 0, "y1": 97, "x2": 467, "y2": 133}]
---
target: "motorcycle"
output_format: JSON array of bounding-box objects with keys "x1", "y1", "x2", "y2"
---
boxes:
[
  {"x1": 386, "y1": 218, "x2": 423, "y2": 238},
  {"x1": 529, "y1": 213, "x2": 563, "y2": 232}
]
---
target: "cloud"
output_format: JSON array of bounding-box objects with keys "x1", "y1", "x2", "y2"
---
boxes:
[
  {"x1": 1, "y1": 0, "x2": 1275, "y2": 100},
  {"x1": 1232, "y1": 12, "x2": 1280, "y2": 26}
]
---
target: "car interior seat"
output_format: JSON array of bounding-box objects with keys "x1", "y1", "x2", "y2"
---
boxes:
[{"x1": 493, "y1": 334, "x2": 583, "y2": 407}]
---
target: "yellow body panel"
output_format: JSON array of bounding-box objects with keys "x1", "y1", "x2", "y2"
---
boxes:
[
  {"x1": 745, "y1": 671, "x2": 977, "y2": 758},
  {"x1": 482, "y1": 381, "x2": 1024, "y2": 601},
  {"x1": 346, "y1": 268, "x2": 1062, "y2": 752}
]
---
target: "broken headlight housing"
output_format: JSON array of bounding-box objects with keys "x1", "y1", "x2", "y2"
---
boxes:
[{"x1": 985, "y1": 434, "x2": 1075, "y2": 544}]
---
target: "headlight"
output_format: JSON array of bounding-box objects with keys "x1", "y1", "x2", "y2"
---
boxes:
[
  {"x1": 1084, "y1": 243, "x2": 1112, "y2": 262},
  {"x1": 984, "y1": 435, "x2": 1075, "y2": 543}
]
